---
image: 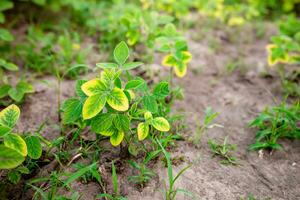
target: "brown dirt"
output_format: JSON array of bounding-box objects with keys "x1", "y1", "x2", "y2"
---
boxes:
[{"x1": 12, "y1": 21, "x2": 300, "y2": 200}]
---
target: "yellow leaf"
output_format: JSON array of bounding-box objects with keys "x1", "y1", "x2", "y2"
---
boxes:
[
  {"x1": 4, "y1": 133, "x2": 27, "y2": 157},
  {"x1": 107, "y1": 88, "x2": 129, "y2": 111},
  {"x1": 81, "y1": 79, "x2": 107, "y2": 96},
  {"x1": 110, "y1": 131, "x2": 124, "y2": 146},
  {"x1": 137, "y1": 122, "x2": 149, "y2": 141},
  {"x1": 174, "y1": 62, "x2": 187, "y2": 78},
  {"x1": 152, "y1": 117, "x2": 170, "y2": 132},
  {"x1": 162, "y1": 54, "x2": 174, "y2": 67},
  {"x1": 82, "y1": 94, "x2": 107, "y2": 120}
]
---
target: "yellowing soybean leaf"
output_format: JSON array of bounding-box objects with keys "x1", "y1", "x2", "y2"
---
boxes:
[
  {"x1": 99, "y1": 129, "x2": 114, "y2": 137},
  {"x1": 110, "y1": 131, "x2": 124, "y2": 146},
  {"x1": 162, "y1": 54, "x2": 175, "y2": 67},
  {"x1": 182, "y1": 51, "x2": 192, "y2": 63},
  {"x1": 81, "y1": 79, "x2": 107, "y2": 96},
  {"x1": 137, "y1": 122, "x2": 149, "y2": 141},
  {"x1": 114, "y1": 41, "x2": 129, "y2": 65},
  {"x1": 151, "y1": 117, "x2": 170, "y2": 132},
  {"x1": 107, "y1": 88, "x2": 129, "y2": 111},
  {"x1": 144, "y1": 111, "x2": 153, "y2": 121},
  {"x1": 82, "y1": 94, "x2": 107, "y2": 120},
  {"x1": 4, "y1": 133, "x2": 27, "y2": 156},
  {"x1": 174, "y1": 62, "x2": 187, "y2": 78},
  {"x1": 25, "y1": 136, "x2": 42, "y2": 159},
  {"x1": 0, "y1": 104, "x2": 20, "y2": 128},
  {"x1": 0, "y1": 145, "x2": 24, "y2": 169}
]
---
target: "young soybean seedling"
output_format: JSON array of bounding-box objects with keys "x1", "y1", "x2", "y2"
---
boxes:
[
  {"x1": 191, "y1": 107, "x2": 220, "y2": 146},
  {"x1": 208, "y1": 136, "x2": 238, "y2": 165}
]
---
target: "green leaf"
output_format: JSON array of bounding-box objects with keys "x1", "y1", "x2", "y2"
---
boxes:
[
  {"x1": 82, "y1": 94, "x2": 107, "y2": 120},
  {"x1": 0, "y1": 1, "x2": 14, "y2": 12},
  {"x1": 0, "y1": 145, "x2": 24, "y2": 169},
  {"x1": 96, "y1": 63, "x2": 118, "y2": 69},
  {"x1": 8, "y1": 170, "x2": 21, "y2": 184},
  {"x1": 111, "y1": 162, "x2": 118, "y2": 194},
  {"x1": 0, "y1": 59, "x2": 18, "y2": 71},
  {"x1": 137, "y1": 122, "x2": 149, "y2": 141},
  {"x1": 113, "y1": 114, "x2": 130, "y2": 131},
  {"x1": 107, "y1": 88, "x2": 129, "y2": 111},
  {"x1": 0, "y1": 84, "x2": 11, "y2": 98},
  {"x1": 142, "y1": 95, "x2": 158, "y2": 113},
  {"x1": 75, "y1": 80, "x2": 87, "y2": 99},
  {"x1": 4, "y1": 133, "x2": 27, "y2": 156},
  {"x1": 114, "y1": 41, "x2": 129, "y2": 65},
  {"x1": 125, "y1": 79, "x2": 144, "y2": 90},
  {"x1": 0, "y1": 104, "x2": 20, "y2": 128},
  {"x1": 25, "y1": 136, "x2": 42, "y2": 159},
  {"x1": 0, "y1": 125, "x2": 11, "y2": 137},
  {"x1": 63, "y1": 162, "x2": 97, "y2": 187},
  {"x1": 91, "y1": 113, "x2": 114, "y2": 133},
  {"x1": 110, "y1": 131, "x2": 124, "y2": 146},
  {"x1": 122, "y1": 62, "x2": 143, "y2": 70},
  {"x1": 153, "y1": 82, "x2": 169, "y2": 98},
  {"x1": 62, "y1": 98, "x2": 83, "y2": 124},
  {"x1": 8, "y1": 81, "x2": 34, "y2": 102},
  {"x1": 151, "y1": 117, "x2": 170, "y2": 132},
  {"x1": 0, "y1": 28, "x2": 14, "y2": 42}
]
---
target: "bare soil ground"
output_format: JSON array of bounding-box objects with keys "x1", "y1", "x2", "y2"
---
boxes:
[{"x1": 13, "y1": 21, "x2": 300, "y2": 200}]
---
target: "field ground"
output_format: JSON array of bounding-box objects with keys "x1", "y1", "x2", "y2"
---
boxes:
[{"x1": 10, "y1": 19, "x2": 300, "y2": 200}]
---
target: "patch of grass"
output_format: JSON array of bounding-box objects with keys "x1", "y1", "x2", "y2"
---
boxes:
[
  {"x1": 208, "y1": 136, "x2": 238, "y2": 165},
  {"x1": 249, "y1": 101, "x2": 300, "y2": 151}
]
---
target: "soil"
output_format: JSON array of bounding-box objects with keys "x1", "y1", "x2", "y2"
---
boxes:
[{"x1": 10, "y1": 20, "x2": 300, "y2": 200}]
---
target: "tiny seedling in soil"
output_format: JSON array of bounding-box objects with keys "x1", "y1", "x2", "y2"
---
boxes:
[
  {"x1": 249, "y1": 101, "x2": 300, "y2": 151},
  {"x1": 127, "y1": 160, "x2": 156, "y2": 188},
  {"x1": 208, "y1": 136, "x2": 238, "y2": 165},
  {"x1": 97, "y1": 162, "x2": 127, "y2": 200},
  {"x1": 157, "y1": 139, "x2": 196, "y2": 200},
  {"x1": 191, "y1": 106, "x2": 220, "y2": 146}
]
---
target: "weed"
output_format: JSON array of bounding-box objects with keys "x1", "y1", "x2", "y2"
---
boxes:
[
  {"x1": 191, "y1": 107, "x2": 220, "y2": 146},
  {"x1": 249, "y1": 101, "x2": 300, "y2": 151},
  {"x1": 208, "y1": 136, "x2": 238, "y2": 165},
  {"x1": 127, "y1": 160, "x2": 155, "y2": 187},
  {"x1": 97, "y1": 162, "x2": 127, "y2": 200},
  {"x1": 157, "y1": 139, "x2": 195, "y2": 200}
]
